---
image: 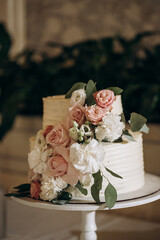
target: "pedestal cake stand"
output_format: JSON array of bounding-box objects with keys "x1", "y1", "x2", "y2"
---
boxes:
[{"x1": 12, "y1": 173, "x2": 160, "y2": 240}]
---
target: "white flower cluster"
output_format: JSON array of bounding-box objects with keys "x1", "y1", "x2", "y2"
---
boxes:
[
  {"x1": 40, "y1": 175, "x2": 67, "y2": 201},
  {"x1": 95, "y1": 113, "x2": 125, "y2": 143},
  {"x1": 69, "y1": 121, "x2": 93, "y2": 142},
  {"x1": 70, "y1": 139, "x2": 104, "y2": 174}
]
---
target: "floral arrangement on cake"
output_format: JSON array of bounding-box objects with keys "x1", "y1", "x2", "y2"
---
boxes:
[{"x1": 6, "y1": 80, "x2": 149, "y2": 208}]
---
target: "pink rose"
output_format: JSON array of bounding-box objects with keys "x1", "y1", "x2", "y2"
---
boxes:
[
  {"x1": 46, "y1": 146, "x2": 79, "y2": 186},
  {"x1": 30, "y1": 181, "x2": 41, "y2": 200},
  {"x1": 47, "y1": 154, "x2": 68, "y2": 177},
  {"x1": 43, "y1": 125, "x2": 53, "y2": 138},
  {"x1": 85, "y1": 105, "x2": 108, "y2": 125},
  {"x1": 46, "y1": 124, "x2": 70, "y2": 148},
  {"x1": 64, "y1": 104, "x2": 85, "y2": 130},
  {"x1": 93, "y1": 90, "x2": 115, "y2": 108}
]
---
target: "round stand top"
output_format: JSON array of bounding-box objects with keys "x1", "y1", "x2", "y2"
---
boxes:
[{"x1": 12, "y1": 173, "x2": 160, "y2": 212}]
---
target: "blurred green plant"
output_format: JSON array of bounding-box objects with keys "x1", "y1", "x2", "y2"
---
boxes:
[{"x1": 0, "y1": 22, "x2": 160, "y2": 141}]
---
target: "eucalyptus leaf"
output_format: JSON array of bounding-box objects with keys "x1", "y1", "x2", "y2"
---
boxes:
[
  {"x1": 107, "y1": 87, "x2": 123, "y2": 95},
  {"x1": 51, "y1": 199, "x2": 70, "y2": 205},
  {"x1": 65, "y1": 82, "x2": 87, "y2": 98},
  {"x1": 76, "y1": 181, "x2": 88, "y2": 196},
  {"x1": 123, "y1": 129, "x2": 135, "y2": 141},
  {"x1": 86, "y1": 80, "x2": 97, "y2": 105},
  {"x1": 121, "y1": 113, "x2": 126, "y2": 123},
  {"x1": 14, "y1": 183, "x2": 30, "y2": 191},
  {"x1": 91, "y1": 170, "x2": 102, "y2": 203},
  {"x1": 105, "y1": 167, "x2": 123, "y2": 179},
  {"x1": 5, "y1": 192, "x2": 30, "y2": 198},
  {"x1": 130, "y1": 112, "x2": 147, "y2": 132},
  {"x1": 105, "y1": 183, "x2": 117, "y2": 209},
  {"x1": 140, "y1": 123, "x2": 149, "y2": 134},
  {"x1": 113, "y1": 137, "x2": 123, "y2": 143},
  {"x1": 57, "y1": 191, "x2": 72, "y2": 201}
]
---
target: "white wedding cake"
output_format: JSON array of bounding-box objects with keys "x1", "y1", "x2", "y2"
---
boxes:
[{"x1": 28, "y1": 80, "x2": 148, "y2": 208}]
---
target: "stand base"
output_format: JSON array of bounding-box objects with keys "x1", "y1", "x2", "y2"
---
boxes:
[{"x1": 80, "y1": 211, "x2": 97, "y2": 240}]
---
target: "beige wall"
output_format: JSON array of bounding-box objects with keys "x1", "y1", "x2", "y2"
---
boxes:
[
  {"x1": 26, "y1": 0, "x2": 160, "y2": 51},
  {"x1": 0, "y1": 0, "x2": 7, "y2": 23}
]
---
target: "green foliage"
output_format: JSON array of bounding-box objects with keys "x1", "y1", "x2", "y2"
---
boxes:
[
  {"x1": 76, "y1": 181, "x2": 88, "y2": 196},
  {"x1": 85, "y1": 80, "x2": 97, "y2": 105},
  {"x1": 91, "y1": 170, "x2": 102, "y2": 203},
  {"x1": 105, "y1": 183, "x2": 117, "y2": 209},
  {"x1": 130, "y1": 112, "x2": 147, "y2": 132},
  {"x1": 65, "y1": 82, "x2": 86, "y2": 98},
  {"x1": 0, "y1": 22, "x2": 160, "y2": 140},
  {"x1": 105, "y1": 167, "x2": 123, "y2": 179},
  {"x1": 107, "y1": 87, "x2": 123, "y2": 95}
]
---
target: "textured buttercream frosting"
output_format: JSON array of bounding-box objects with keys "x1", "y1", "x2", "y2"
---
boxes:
[{"x1": 43, "y1": 95, "x2": 123, "y2": 128}]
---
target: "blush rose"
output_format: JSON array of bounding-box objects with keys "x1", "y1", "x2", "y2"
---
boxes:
[
  {"x1": 85, "y1": 105, "x2": 108, "y2": 125},
  {"x1": 93, "y1": 89, "x2": 115, "y2": 108},
  {"x1": 65, "y1": 104, "x2": 85, "y2": 130},
  {"x1": 46, "y1": 124, "x2": 70, "y2": 148},
  {"x1": 47, "y1": 154, "x2": 68, "y2": 177}
]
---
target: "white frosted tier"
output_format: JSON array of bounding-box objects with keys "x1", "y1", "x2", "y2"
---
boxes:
[
  {"x1": 70, "y1": 132, "x2": 144, "y2": 200},
  {"x1": 43, "y1": 95, "x2": 123, "y2": 128}
]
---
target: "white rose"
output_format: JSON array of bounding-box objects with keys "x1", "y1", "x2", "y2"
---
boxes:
[
  {"x1": 35, "y1": 130, "x2": 46, "y2": 150},
  {"x1": 40, "y1": 176, "x2": 67, "y2": 201},
  {"x1": 70, "y1": 139, "x2": 104, "y2": 174},
  {"x1": 28, "y1": 149, "x2": 48, "y2": 174},
  {"x1": 95, "y1": 113, "x2": 125, "y2": 143},
  {"x1": 70, "y1": 89, "x2": 86, "y2": 106}
]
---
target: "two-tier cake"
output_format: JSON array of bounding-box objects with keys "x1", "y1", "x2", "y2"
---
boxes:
[{"x1": 28, "y1": 80, "x2": 148, "y2": 208}]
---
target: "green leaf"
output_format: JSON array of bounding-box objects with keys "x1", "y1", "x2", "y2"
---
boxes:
[
  {"x1": 123, "y1": 129, "x2": 135, "y2": 141},
  {"x1": 51, "y1": 199, "x2": 70, "y2": 205},
  {"x1": 86, "y1": 80, "x2": 97, "y2": 105},
  {"x1": 130, "y1": 112, "x2": 147, "y2": 132},
  {"x1": 57, "y1": 191, "x2": 72, "y2": 201},
  {"x1": 65, "y1": 82, "x2": 87, "y2": 98},
  {"x1": 76, "y1": 181, "x2": 88, "y2": 196},
  {"x1": 107, "y1": 87, "x2": 123, "y2": 96},
  {"x1": 91, "y1": 170, "x2": 102, "y2": 203},
  {"x1": 14, "y1": 183, "x2": 30, "y2": 192},
  {"x1": 113, "y1": 137, "x2": 123, "y2": 143},
  {"x1": 105, "y1": 183, "x2": 117, "y2": 209},
  {"x1": 5, "y1": 192, "x2": 30, "y2": 198},
  {"x1": 140, "y1": 124, "x2": 149, "y2": 134},
  {"x1": 121, "y1": 113, "x2": 126, "y2": 123},
  {"x1": 105, "y1": 167, "x2": 123, "y2": 179}
]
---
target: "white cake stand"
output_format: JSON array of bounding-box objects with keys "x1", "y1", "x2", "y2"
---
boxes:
[{"x1": 12, "y1": 173, "x2": 160, "y2": 240}]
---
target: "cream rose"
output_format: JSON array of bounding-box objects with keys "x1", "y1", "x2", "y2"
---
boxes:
[
  {"x1": 46, "y1": 124, "x2": 70, "y2": 148},
  {"x1": 93, "y1": 89, "x2": 115, "y2": 108},
  {"x1": 85, "y1": 105, "x2": 108, "y2": 125},
  {"x1": 70, "y1": 139, "x2": 104, "y2": 174},
  {"x1": 70, "y1": 89, "x2": 86, "y2": 106}
]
